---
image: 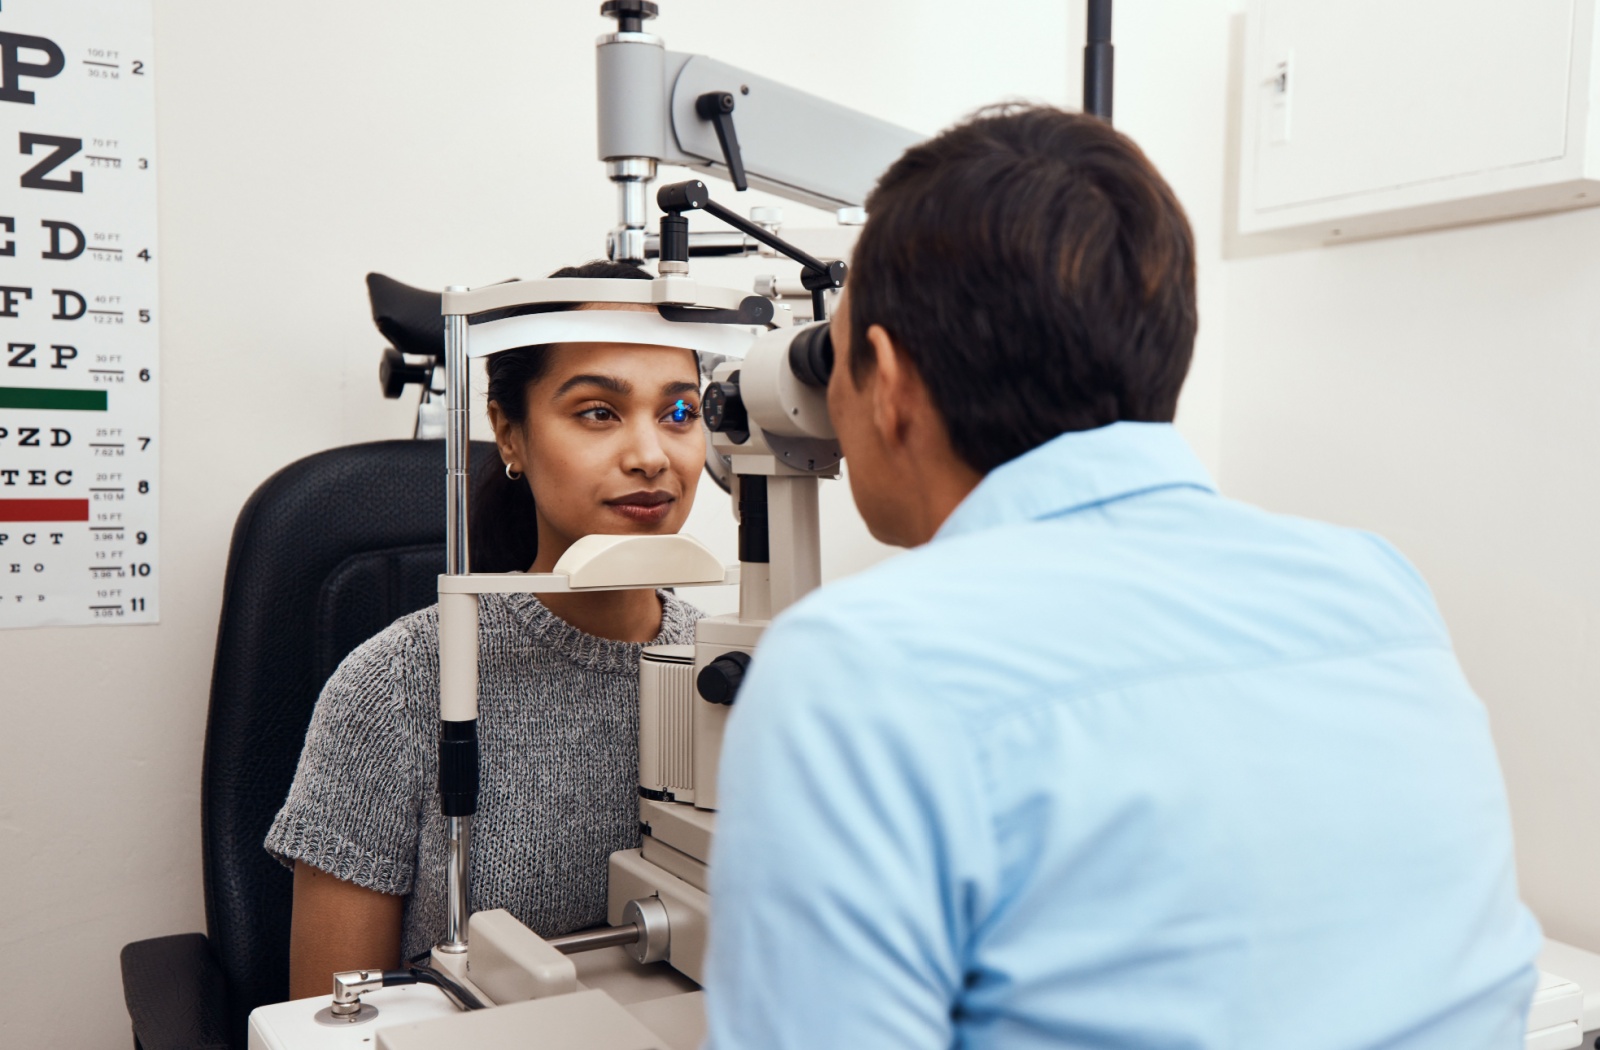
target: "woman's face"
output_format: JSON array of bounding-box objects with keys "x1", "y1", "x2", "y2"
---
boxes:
[{"x1": 493, "y1": 338, "x2": 704, "y2": 568}]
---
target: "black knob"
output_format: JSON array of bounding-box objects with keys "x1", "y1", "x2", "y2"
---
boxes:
[
  {"x1": 697, "y1": 651, "x2": 752, "y2": 706},
  {"x1": 601, "y1": 0, "x2": 658, "y2": 33},
  {"x1": 702, "y1": 372, "x2": 749, "y2": 443},
  {"x1": 695, "y1": 92, "x2": 736, "y2": 118},
  {"x1": 379, "y1": 346, "x2": 433, "y2": 400},
  {"x1": 657, "y1": 180, "x2": 710, "y2": 214},
  {"x1": 799, "y1": 259, "x2": 848, "y2": 291}
]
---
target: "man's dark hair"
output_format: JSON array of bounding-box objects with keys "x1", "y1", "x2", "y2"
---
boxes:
[{"x1": 848, "y1": 104, "x2": 1197, "y2": 475}]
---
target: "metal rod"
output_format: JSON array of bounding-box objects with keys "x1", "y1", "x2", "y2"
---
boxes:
[
  {"x1": 702, "y1": 198, "x2": 833, "y2": 275},
  {"x1": 444, "y1": 301, "x2": 471, "y2": 576},
  {"x1": 1084, "y1": 0, "x2": 1114, "y2": 123},
  {"x1": 438, "y1": 815, "x2": 470, "y2": 953},
  {"x1": 438, "y1": 293, "x2": 473, "y2": 956},
  {"x1": 618, "y1": 177, "x2": 649, "y2": 231},
  {"x1": 547, "y1": 923, "x2": 642, "y2": 955},
  {"x1": 608, "y1": 158, "x2": 656, "y2": 263}
]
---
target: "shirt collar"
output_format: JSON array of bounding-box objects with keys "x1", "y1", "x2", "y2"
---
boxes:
[{"x1": 936, "y1": 422, "x2": 1217, "y2": 541}]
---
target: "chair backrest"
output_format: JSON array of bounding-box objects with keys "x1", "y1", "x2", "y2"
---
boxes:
[{"x1": 200, "y1": 439, "x2": 493, "y2": 1042}]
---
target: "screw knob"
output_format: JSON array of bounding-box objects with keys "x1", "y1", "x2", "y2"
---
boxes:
[
  {"x1": 702, "y1": 374, "x2": 749, "y2": 443},
  {"x1": 697, "y1": 651, "x2": 752, "y2": 706},
  {"x1": 379, "y1": 347, "x2": 432, "y2": 399},
  {"x1": 601, "y1": 0, "x2": 659, "y2": 33}
]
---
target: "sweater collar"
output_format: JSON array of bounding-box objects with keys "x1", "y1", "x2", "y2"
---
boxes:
[{"x1": 501, "y1": 590, "x2": 700, "y2": 674}]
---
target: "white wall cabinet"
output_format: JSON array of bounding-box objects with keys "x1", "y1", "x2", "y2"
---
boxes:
[{"x1": 1237, "y1": 0, "x2": 1600, "y2": 243}]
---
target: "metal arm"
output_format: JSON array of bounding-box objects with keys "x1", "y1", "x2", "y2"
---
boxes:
[
  {"x1": 596, "y1": 2, "x2": 925, "y2": 261},
  {"x1": 656, "y1": 179, "x2": 846, "y2": 320}
]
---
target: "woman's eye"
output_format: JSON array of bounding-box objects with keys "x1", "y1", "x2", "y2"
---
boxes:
[
  {"x1": 662, "y1": 400, "x2": 701, "y2": 426},
  {"x1": 578, "y1": 406, "x2": 618, "y2": 423}
]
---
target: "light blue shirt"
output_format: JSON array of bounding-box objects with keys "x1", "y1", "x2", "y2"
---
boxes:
[{"x1": 704, "y1": 422, "x2": 1540, "y2": 1049}]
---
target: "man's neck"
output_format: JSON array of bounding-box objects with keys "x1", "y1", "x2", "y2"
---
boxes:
[
  {"x1": 916, "y1": 467, "x2": 983, "y2": 544},
  {"x1": 893, "y1": 443, "x2": 984, "y2": 547}
]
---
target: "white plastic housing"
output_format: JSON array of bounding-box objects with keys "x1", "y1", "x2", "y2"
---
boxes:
[
  {"x1": 551, "y1": 534, "x2": 726, "y2": 589},
  {"x1": 464, "y1": 908, "x2": 578, "y2": 1005},
  {"x1": 740, "y1": 324, "x2": 836, "y2": 440},
  {"x1": 691, "y1": 617, "x2": 765, "y2": 812},
  {"x1": 437, "y1": 591, "x2": 480, "y2": 723},
  {"x1": 639, "y1": 645, "x2": 697, "y2": 804}
]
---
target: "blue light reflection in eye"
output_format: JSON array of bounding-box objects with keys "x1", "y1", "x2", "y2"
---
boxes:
[{"x1": 671, "y1": 399, "x2": 690, "y2": 424}]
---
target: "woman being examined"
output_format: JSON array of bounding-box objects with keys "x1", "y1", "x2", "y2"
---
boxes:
[{"x1": 264, "y1": 261, "x2": 707, "y2": 998}]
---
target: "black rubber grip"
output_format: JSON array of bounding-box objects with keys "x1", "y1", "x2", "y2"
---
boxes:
[
  {"x1": 660, "y1": 214, "x2": 689, "y2": 266},
  {"x1": 737, "y1": 474, "x2": 769, "y2": 564},
  {"x1": 439, "y1": 719, "x2": 479, "y2": 817}
]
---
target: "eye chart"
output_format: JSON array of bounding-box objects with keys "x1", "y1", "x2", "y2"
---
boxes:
[{"x1": 0, "y1": 0, "x2": 159, "y2": 628}]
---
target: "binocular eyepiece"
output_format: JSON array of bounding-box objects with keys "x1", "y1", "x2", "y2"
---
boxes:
[
  {"x1": 703, "y1": 320, "x2": 839, "y2": 451},
  {"x1": 788, "y1": 322, "x2": 834, "y2": 389}
]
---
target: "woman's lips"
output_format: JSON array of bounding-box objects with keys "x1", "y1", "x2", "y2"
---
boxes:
[{"x1": 606, "y1": 493, "x2": 675, "y2": 525}]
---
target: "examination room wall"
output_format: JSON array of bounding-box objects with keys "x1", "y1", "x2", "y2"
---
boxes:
[
  {"x1": 1198, "y1": 1, "x2": 1600, "y2": 953},
  {"x1": 0, "y1": 2, "x2": 1239, "y2": 1046},
  {"x1": 1221, "y1": 208, "x2": 1600, "y2": 949}
]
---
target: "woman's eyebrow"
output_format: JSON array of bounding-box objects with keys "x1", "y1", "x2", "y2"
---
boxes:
[
  {"x1": 552, "y1": 373, "x2": 631, "y2": 400},
  {"x1": 661, "y1": 380, "x2": 700, "y2": 399}
]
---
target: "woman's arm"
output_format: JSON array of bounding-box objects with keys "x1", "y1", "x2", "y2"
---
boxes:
[{"x1": 288, "y1": 861, "x2": 405, "y2": 1000}]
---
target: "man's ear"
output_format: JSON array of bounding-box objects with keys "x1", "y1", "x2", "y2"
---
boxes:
[{"x1": 864, "y1": 324, "x2": 919, "y2": 451}]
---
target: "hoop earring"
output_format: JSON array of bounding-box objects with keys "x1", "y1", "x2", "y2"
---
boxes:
[{"x1": 505, "y1": 463, "x2": 522, "y2": 481}]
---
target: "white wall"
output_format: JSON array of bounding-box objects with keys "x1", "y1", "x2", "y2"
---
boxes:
[
  {"x1": 1104, "y1": 0, "x2": 1600, "y2": 956},
  {"x1": 1207, "y1": 3, "x2": 1600, "y2": 951},
  {"x1": 1222, "y1": 183, "x2": 1600, "y2": 950},
  {"x1": 0, "y1": 2, "x2": 1103, "y2": 1046}
]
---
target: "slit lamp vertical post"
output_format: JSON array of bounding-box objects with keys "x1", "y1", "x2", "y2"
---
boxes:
[{"x1": 436, "y1": 288, "x2": 479, "y2": 955}]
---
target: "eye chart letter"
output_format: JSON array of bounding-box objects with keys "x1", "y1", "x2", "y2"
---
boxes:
[{"x1": 0, "y1": 0, "x2": 160, "y2": 628}]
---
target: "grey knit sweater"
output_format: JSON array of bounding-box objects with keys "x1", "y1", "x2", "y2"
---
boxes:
[{"x1": 265, "y1": 591, "x2": 702, "y2": 961}]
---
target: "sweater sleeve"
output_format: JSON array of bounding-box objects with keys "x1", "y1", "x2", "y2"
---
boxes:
[{"x1": 263, "y1": 616, "x2": 428, "y2": 896}]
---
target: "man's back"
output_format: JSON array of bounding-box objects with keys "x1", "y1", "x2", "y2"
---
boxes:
[{"x1": 706, "y1": 422, "x2": 1540, "y2": 1049}]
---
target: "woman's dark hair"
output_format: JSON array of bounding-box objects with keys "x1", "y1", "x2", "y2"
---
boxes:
[
  {"x1": 848, "y1": 104, "x2": 1197, "y2": 475},
  {"x1": 469, "y1": 259, "x2": 653, "y2": 572}
]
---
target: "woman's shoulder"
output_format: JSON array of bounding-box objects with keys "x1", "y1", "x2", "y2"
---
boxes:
[
  {"x1": 317, "y1": 605, "x2": 442, "y2": 723},
  {"x1": 339, "y1": 604, "x2": 439, "y2": 675}
]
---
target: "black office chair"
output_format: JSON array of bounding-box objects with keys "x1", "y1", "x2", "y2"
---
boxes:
[{"x1": 119, "y1": 438, "x2": 495, "y2": 1050}]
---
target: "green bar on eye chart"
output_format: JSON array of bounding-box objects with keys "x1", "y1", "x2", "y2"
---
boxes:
[{"x1": 0, "y1": 387, "x2": 109, "y2": 411}]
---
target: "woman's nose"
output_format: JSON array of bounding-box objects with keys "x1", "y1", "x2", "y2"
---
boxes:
[{"x1": 622, "y1": 419, "x2": 671, "y2": 477}]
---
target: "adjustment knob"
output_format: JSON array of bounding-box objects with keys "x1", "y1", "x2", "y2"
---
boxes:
[
  {"x1": 702, "y1": 372, "x2": 749, "y2": 443},
  {"x1": 379, "y1": 346, "x2": 433, "y2": 400},
  {"x1": 601, "y1": 0, "x2": 658, "y2": 33},
  {"x1": 697, "y1": 651, "x2": 752, "y2": 706}
]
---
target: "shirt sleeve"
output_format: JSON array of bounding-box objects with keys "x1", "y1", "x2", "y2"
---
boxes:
[
  {"x1": 703, "y1": 606, "x2": 992, "y2": 1049},
  {"x1": 263, "y1": 621, "x2": 426, "y2": 896}
]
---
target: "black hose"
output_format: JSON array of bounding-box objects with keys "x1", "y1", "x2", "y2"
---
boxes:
[{"x1": 405, "y1": 952, "x2": 489, "y2": 1011}]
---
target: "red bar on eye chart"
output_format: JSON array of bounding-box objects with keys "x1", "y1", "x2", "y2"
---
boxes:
[{"x1": 0, "y1": 499, "x2": 92, "y2": 523}]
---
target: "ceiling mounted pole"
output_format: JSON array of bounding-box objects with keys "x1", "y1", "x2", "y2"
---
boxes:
[{"x1": 1084, "y1": 0, "x2": 1114, "y2": 123}]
